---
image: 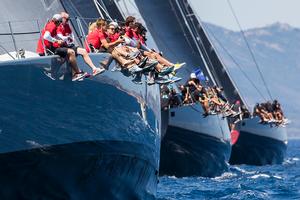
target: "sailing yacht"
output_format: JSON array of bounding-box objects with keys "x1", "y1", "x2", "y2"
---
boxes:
[
  {"x1": 0, "y1": 0, "x2": 164, "y2": 199},
  {"x1": 187, "y1": 0, "x2": 288, "y2": 165},
  {"x1": 116, "y1": 0, "x2": 232, "y2": 177}
]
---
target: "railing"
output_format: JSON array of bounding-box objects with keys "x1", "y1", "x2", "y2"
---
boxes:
[{"x1": 0, "y1": 19, "x2": 43, "y2": 59}]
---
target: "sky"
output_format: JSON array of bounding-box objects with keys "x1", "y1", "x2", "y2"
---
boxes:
[{"x1": 188, "y1": 0, "x2": 300, "y2": 31}]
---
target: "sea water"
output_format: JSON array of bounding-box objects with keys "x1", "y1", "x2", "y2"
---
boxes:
[{"x1": 157, "y1": 139, "x2": 300, "y2": 200}]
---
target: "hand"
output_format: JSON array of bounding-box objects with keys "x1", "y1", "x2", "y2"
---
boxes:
[
  {"x1": 67, "y1": 37, "x2": 73, "y2": 43},
  {"x1": 118, "y1": 37, "x2": 125, "y2": 43},
  {"x1": 57, "y1": 40, "x2": 64, "y2": 45}
]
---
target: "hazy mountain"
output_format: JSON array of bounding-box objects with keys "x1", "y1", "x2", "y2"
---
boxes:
[{"x1": 203, "y1": 22, "x2": 300, "y2": 138}]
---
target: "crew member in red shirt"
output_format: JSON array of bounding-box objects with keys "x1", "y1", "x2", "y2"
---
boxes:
[
  {"x1": 124, "y1": 16, "x2": 135, "y2": 39},
  {"x1": 86, "y1": 18, "x2": 124, "y2": 53},
  {"x1": 57, "y1": 12, "x2": 104, "y2": 76},
  {"x1": 57, "y1": 12, "x2": 73, "y2": 46},
  {"x1": 37, "y1": 14, "x2": 103, "y2": 81},
  {"x1": 36, "y1": 14, "x2": 64, "y2": 56}
]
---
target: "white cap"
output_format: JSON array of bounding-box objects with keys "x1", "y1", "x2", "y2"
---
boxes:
[
  {"x1": 52, "y1": 14, "x2": 62, "y2": 21},
  {"x1": 109, "y1": 21, "x2": 118, "y2": 28},
  {"x1": 190, "y1": 73, "x2": 196, "y2": 79}
]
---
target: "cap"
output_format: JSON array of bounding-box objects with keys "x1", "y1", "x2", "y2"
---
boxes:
[
  {"x1": 60, "y1": 12, "x2": 69, "y2": 19},
  {"x1": 190, "y1": 73, "x2": 196, "y2": 79},
  {"x1": 52, "y1": 14, "x2": 62, "y2": 22},
  {"x1": 109, "y1": 21, "x2": 118, "y2": 29}
]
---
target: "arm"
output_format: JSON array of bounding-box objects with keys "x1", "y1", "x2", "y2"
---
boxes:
[
  {"x1": 43, "y1": 31, "x2": 58, "y2": 43},
  {"x1": 57, "y1": 33, "x2": 69, "y2": 41},
  {"x1": 100, "y1": 38, "x2": 124, "y2": 49}
]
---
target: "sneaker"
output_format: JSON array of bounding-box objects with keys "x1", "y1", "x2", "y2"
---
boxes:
[
  {"x1": 93, "y1": 67, "x2": 105, "y2": 76},
  {"x1": 158, "y1": 66, "x2": 174, "y2": 76},
  {"x1": 142, "y1": 61, "x2": 158, "y2": 72},
  {"x1": 223, "y1": 112, "x2": 233, "y2": 117},
  {"x1": 128, "y1": 65, "x2": 144, "y2": 74},
  {"x1": 72, "y1": 72, "x2": 88, "y2": 81},
  {"x1": 154, "y1": 77, "x2": 172, "y2": 84},
  {"x1": 269, "y1": 119, "x2": 276, "y2": 123},
  {"x1": 202, "y1": 113, "x2": 209, "y2": 117},
  {"x1": 147, "y1": 78, "x2": 155, "y2": 85},
  {"x1": 174, "y1": 62, "x2": 186, "y2": 71},
  {"x1": 111, "y1": 64, "x2": 122, "y2": 72},
  {"x1": 138, "y1": 57, "x2": 148, "y2": 68},
  {"x1": 43, "y1": 71, "x2": 55, "y2": 80},
  {"x1": 131, "y1": 74, "x2": 143, "y2": 84},
  {"x1": 209, "y1": 111, "x2": 217, "y2": 115},
  {"x1": 170, "y1": 76, "x2": 182, "y2": 83}
]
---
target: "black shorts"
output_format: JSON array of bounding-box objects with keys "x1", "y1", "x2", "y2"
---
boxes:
[{"x1": 54, "y1": 46, "x2": 79, "y2": 58}]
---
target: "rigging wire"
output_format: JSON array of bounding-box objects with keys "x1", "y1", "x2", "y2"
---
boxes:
[
  {"x1": 227, "y1": 0, "x2": 273, "y2": 101},
  {"x1": 202, "y1": 23, "x2": 268, "y2": 102},
  {"x1": 174, "y1": 0, "x2": 217, "y2": 85},
  {"x1": 94, "y1": 0, "x2": 113, "y2": 21}
]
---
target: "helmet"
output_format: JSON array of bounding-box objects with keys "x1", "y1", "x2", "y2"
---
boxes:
[
  {"x1": 190, "y1": 73, "x2": 196, "y2": 79},
  {"x1": 52, "y1": 14, "x2": 62, "y2": 22}
]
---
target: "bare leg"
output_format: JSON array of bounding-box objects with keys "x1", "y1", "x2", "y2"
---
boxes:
[
  {"x1": 152, "y1": 52, "x2": 173, "y2": 66},
  {"x1": 230, "y1": 123, "x2": 236, "y2": 130},
  {"x1": 77, "y1": 47, "x2": 97, "y2": 70},
  {"x1": 111, "y1": 49, "x2": 135, "y2": 68},
  {"x1": 114, "y1": 46, "x2": 130, "y2": 57},
  {"x1": 155, "y1": 63, "x2": 164, "y2": 72},
  {"x1": 67, "y1": 49, "x2": 81, "y2": 74},
  {"x1": 143, "y1": 51, "x2": 173, "y2": 66}
]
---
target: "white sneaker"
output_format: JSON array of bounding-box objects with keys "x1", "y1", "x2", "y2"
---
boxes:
[{"x1": 72, "y1": 72, "x2": 87, "y2": 81}]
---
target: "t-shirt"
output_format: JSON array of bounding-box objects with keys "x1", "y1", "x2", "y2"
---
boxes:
[
  {"x1": 132, "y1": 31, "x2": 146, "y2": 45},
  {"x1": 57, "y1": 23, "x2": 72, "y2": 36},
  {"x1": 86, "y1": 29, "x2": 108, "y2": 52},
  {"x1": 36, "y1": 21, "x2": 58, "y2": 54},
  {"x1": 108, "y1": 33, "x2": 120, "y2": 43},
  {"x1": 139, "y1": 35, "x2": 145, "y2": 45},
  {"x1": 125, "y1": 26, "x2": 133, "y2": 38}
]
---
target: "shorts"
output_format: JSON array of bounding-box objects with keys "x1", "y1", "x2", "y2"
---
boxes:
[
  {"x1": 54, "y1": 46, "x2": 79, "y2": 58},
  {"x1": 191, "y1": 90, "x2": 200, "y2": 101},
  {"x1": 89, "y1": 44, "x2": 108, "y2": 53}
]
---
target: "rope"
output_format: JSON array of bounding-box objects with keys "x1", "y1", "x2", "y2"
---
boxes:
[{"x1": 227, "y1": 0, "x2": 273, "y2": 100}]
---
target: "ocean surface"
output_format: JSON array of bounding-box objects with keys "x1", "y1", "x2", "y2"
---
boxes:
[{"x1": 157, "y1": 139, "x2": 300, "y2": 200}]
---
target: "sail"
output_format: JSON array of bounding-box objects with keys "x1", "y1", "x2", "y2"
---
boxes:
[
  {"x1": 133, "y1": 0, "x2": 209, "y2": 80},
  {"x1": 0, "y1": 0, "x2": 65, "y2": 53},
  {"x1": 60, "y1": 0, "x2": 124, "y2": 46},
  {"x1": 180, "y1": 0, "x2": 246, "y2": 105}
]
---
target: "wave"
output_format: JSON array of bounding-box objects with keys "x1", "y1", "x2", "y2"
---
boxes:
[
  {"x1": 213, "y1": 172, "x2": 237, "y2": 180},
  {"x1": 250, "y1": 173, "x2": 271, "y2": 179},
  {"x1": 230, "y1": 166, "x2": 256, "y2": 175},
  {"x1": 283, "y1": 157, "x2": 299, "y2": 165}
]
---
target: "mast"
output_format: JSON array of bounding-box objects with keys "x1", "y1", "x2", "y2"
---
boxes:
[{"x1": 177, "y1": 0, "x2": 247, "y2": 106}]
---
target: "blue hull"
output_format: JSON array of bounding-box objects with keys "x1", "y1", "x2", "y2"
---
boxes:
[
  {"x1": 160, "y1": 126, "x2": 231, "y2": 177},
  {"x1": 0, "y1": 55, "x2": 161, "y2": 199},
  {"x1": 0, "y1": 140, "x2": 157, "y2": 200},
  {"x1": 229, "y1": 131, "x2": 287, "y2": 165}
]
